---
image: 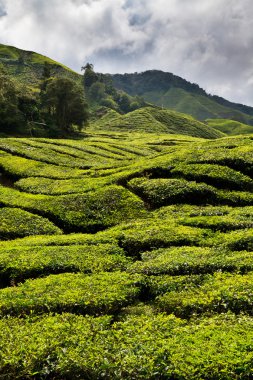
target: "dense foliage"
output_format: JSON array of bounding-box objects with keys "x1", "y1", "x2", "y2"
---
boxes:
[{"x1": 0, "y1": 131, "x2": 252, "y2": 378}]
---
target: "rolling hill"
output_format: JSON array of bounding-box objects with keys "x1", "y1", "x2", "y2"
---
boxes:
[
  {"x1": 111, "y1": 70, "x2": 253, "y2": 125},
  {"x1": 206, "y1": 118, "x2": 253, "y2": 135},
  {"x1": 91, "y1": 106, "x2": 224, "y2": 138}
]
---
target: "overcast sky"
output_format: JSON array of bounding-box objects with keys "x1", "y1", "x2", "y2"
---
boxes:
[{"x1": 0, "y1": 0, "x2": 253, "y2": 105}]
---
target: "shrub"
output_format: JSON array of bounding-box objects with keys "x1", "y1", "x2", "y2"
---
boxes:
[
  {"x1": 128, "y1": 177, "x2": 218, "y2": 208},
  {"x1": 156, "y1": 271, "x2": 253, "y2": 317},
  {"x1": 129, "y1": 246, "x2": 253, "y2": 275},
  {"x1": 0, "y1": 243, "x2": 130, "y2": 284},
  {"x1": 0, "y1": 272, "x2": 143, "y2": 316},
  {"x1": 0, "y1": 207, "x2": 61, "y2": 239}
]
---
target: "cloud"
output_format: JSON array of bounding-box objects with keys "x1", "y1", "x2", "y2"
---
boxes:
[
  {"x1": 0, "y1": 0, "x2": 7, "y2": 17},
  {"x1": 0, "y1": 0, "x2": 253, "y2": 105}
]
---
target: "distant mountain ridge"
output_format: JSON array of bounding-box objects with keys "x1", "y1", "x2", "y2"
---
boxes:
[{"x1": 110, "y1": 70, "x2": 253, "y2": 125}]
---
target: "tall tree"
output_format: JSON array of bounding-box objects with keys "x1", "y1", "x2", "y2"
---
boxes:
[
  {"x1": 0, "y1": 65, "x2": 23, "y2": 133},
  {"x1": 81, "y1": 62, "x2": 98, "y2": 88},
  {"x1": 44, "y1": 77, "x2": 89, "y2": 133}
]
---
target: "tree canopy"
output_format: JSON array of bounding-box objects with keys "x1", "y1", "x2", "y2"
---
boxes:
[{"x1": 44, "y1": 77, "x2": 89, "y2": 133}]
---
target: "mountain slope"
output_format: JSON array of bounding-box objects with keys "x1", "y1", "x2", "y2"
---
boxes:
[
  {"x1": 91, "y1": 106, "x2": 224, "y2": 139},
  {"x1": 206, "y1": 119, "x2": 253, "y2": 135},
  {"x1": 110, "y1": 70, "x2": 253, "y2": 125},
  {"x1": 0, "y1": 43, "x2": 80, "y2": 87}
]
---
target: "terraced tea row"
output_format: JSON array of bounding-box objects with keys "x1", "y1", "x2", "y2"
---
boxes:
[
  {"x1": 0, "y1": 312, "x2": 253, "y2": 379},
  {"x1": 1, "y1": 133, "x2": 253, "y2": 378}
]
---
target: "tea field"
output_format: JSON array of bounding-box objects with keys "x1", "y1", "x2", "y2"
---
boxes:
[{"x1": 1, "y1": 130, "x2": 253, "y2": 378}]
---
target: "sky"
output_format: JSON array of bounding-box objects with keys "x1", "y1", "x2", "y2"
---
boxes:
[{"x1": 0, "y1": 0, "x2": 253, "y2": 105}]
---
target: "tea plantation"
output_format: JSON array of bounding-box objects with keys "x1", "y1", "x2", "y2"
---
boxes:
[{"x1": 1, "y1": 129, "x2": 253, "y2": 378}]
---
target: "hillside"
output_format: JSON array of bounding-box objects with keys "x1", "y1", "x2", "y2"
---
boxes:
[
  {"x1": 0, "y1": 43, "x2": 80, "y2": 87},
  {"x1": 0, "y1": 130, "x2": 253, "y2": 377},
  {"x1": 206, "y1": 118, "x2": 253, "y2": 135},
  {"x1": 111, "y1": 70, "x2": 253, "y2": 125},
  {"x1": 92, "y1": 106, "x2": 224, "y2": 138}
]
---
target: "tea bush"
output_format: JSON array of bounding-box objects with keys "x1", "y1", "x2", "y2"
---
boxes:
[
  {"x1": 129, "y1": 246, "x2": 253, "y2": 275},
  {"x1": 0, "y1": 272, "x2": 143, "y2": 316},
  {"x1": 156, "y1": 271, "x2": 253, "y2": 317},
  {"x1": 0, "y1": 243, "x2": 130, "y2": 284},
  {"x1": 128, "y1": 177, "x2": 218, "y2": 207},
  {"x1": 0, "y1": 207, "x2": 61, "y2": 239}
]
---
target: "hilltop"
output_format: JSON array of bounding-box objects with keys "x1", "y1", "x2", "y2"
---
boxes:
[
  {"x1": 91, "y1": 106, "x2": 224, "y2": 139},
  {"x1": 0, "y1": 43, "x2": 79, "y2": 88},
  {"x1": 110, "y1": 70, "x2": 253, "y2": 125}
]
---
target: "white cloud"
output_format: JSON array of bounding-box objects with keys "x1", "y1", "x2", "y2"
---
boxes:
[{"x1": 0, "y1": 0, "x2": 253, "y2": 105}]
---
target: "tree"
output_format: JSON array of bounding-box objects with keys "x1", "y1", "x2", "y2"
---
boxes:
[
  {"x1": 81, "y1": 62, "x2": 98, "y2": 88},
  {"x1": 0, "y1": 65, "x2": 23, "y2": 133},
  {"x1": 44, "y1": 77, "x2": 89, "y2": 133},
  {"x1": 88, "y1": 81, "x2": 106, "y2": 102}
]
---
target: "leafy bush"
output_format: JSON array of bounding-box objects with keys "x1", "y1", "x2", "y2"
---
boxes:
[
  {"x1": 0, "y1": 185, "x2": 147, "y2": 232},
  {"x1": 128, "y1": 177, "x2": 218, "y2": 208},
  {"x1": 156, "y1": 271, "x2": 253, "y2": 317},
  {"x1": 171, "y1": 163, "x2": 253, "y2": 190},
  {"x1": 0, "y1": 272, "x2": 143, "y2": 316},
  {"x1": 0, "y1": 207, "x2": 61, "y2": 239},
  {"x1": 1, "y1": 312, "x2": 253, "y2": 379},
  {"x1": 111, "y1": 219, "x2": 213, "y2": 256},
  {"x1": 129, "y1": 246, "x2": 253, "y2": 275},
  {"x1": 0, "y1": 243, "x2": 130, "y2": 284}
]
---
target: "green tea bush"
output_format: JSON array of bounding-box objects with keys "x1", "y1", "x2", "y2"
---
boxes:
[
  {"x1": 112, "y1": 219, "x2": 213, "y2": 256},
  {"x1": 0, "y1": 151, "x2": 85, "y2": 179},
  {"x1": 0, "y1": 185, "x2": 147, "y2": 232},
  {"x1": 156, "y1": 271, "x2": 253, "y2": 317},
  {"x1": 179, "y1": 214, "x2": 253, "y2": 231},
  {"x1": 0, "y1": 272, "x2": 143, "y2": 316},
  {"x1": 1, "y1": 313, "x2": 252, "y2": 379},
  {"x1": 219, "y1": 228, "x2": 253, "y2": 251},
  {"x1": 0, "y1": 139, "x2": 91, "y2": 168},
  {"x1": 14, "y1": 176, "x2": 110, "y2": 195},
  {"x1": 129, "y1": 246, "x2": 253, "y2": 275},
  {"x1": 171, "y1": 163, "x2": 253, "y2": 190},
  {"x1": 128, "y1": 177, "x2": 218, "y2": 208},
  {"x1": 0, "y1": 243, "x2": 130, "y2": 284},
  {"x1": 0, "y1": 207, "x2": 61, "y2": 239}
]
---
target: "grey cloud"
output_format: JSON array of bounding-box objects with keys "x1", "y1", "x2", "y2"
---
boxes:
[
  {"x1": 0, "y1": 0, "x2": 253, "y2": 105},
  {"x1": 0, "y1": 0, "x2": 6, "y2": 17}
]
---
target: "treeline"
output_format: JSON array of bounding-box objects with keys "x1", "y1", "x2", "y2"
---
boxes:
[
  {"x1": 0, "y1": 63, "x2": 89, "y2": 137},
  {"x1": 82, "y1": 63, "x2": 146, "y2": 113},
  {"x1": 0, "y1": 62, "x2": 146, "y2": 137}
]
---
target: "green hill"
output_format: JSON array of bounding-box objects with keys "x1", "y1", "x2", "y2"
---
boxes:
[
  {"x1": 111, "y1": 70, "x2": 253, "y2": 125},
  {"x1": 0, "y1": 43, "x2": 80, "y2": 88},
  {"x1": 206, "y1": 118, "x2": 253, "y2": 135},
  {"x1": 92, "y1": 106, "x2": 224, "y2": 138}
]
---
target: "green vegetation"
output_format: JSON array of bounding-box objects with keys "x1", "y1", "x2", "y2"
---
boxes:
[
  {"x1": 0, "y1": 207, "x2": 62, "y2": 239},
  {"x1": 91, "y1": 106, "x2": 223, "y2": 138},
  {"x1": 111, "y1": 70, "x2": 253, "y2": 125},
  {"x1": 2, "y1": 44, "x2": 253, "y2": 378},
  {"x1": 0, "y1": 131, "x2": 253, "y2": 376},
  {"x1": 0, "y1": 272, "x2": 143, "y2": 317},
  {"x1": 206, "y1": 118, "x2": 253, "y2": 135}
]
